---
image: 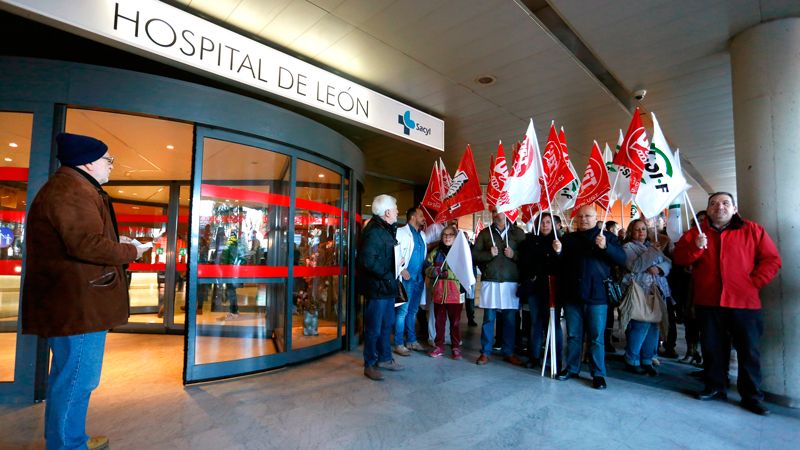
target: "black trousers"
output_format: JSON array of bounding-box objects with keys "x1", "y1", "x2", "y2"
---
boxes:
[
  {"x1": 696, "y1": 306, "x2": 763, "y2": 402},
  {"x1": 664, "y1": 301, "x2": 677, "y2": 351}
]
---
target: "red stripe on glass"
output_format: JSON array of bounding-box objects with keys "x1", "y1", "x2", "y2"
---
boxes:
[
  {"x1": 0, "y1": 167, "x2": 29, "y2": 182},
  {"x1": 0, "y1": 211, "x2": 25, "y2": 223},
  {"x1": 0, "y1": 259, "x2": 22, "y2": 275}
]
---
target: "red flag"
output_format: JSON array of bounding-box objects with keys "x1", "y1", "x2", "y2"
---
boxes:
[
  {"x1": 474, "y1": 218, "x2": 484, "y2": 237},
  {"x1": 520, "y1": 203, "x2": 540, "y2": 224},
  {"x1": 436, "y1": 145, "x2": 485, "y2": 223},
  {"x1": 420, "y1": 160, "x2": 444, "y2": 223},
  {"x1": 558, "y1": 127, "x2": 570, "y2": 164},
  {"x1": 486, "y1": 142, "x2": 519, "y2": 222},
  {"x1": 541, "y1": 122, "x2": 574, "y2": 201},
  {"x1": 612, "y1": 108, "x2": 650, "y2": 195},
  {"x1": 572, "y1": 141, "x2": 611, "y2": 216}
]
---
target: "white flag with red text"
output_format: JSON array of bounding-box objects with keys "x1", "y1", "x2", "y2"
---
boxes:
[{"x1": 498, "y1": 119, "x2": 543, "y2": 213}]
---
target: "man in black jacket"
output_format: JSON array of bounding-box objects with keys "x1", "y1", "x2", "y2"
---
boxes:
[
  {"x1": 359, "y1": 194, "x2": 404, "y2": 380},
  {"x1": 553, "y1": 205, "x2": 626, "y2": 389}
]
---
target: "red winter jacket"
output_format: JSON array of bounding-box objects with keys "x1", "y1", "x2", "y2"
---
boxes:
[{"x1": 672, "y1": 216, "x2": 781, "y2": 310}]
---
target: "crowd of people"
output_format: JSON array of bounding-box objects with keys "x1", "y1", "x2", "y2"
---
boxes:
[{"x1": 358, "y1": 192, "x2": 781, "y2": 417}]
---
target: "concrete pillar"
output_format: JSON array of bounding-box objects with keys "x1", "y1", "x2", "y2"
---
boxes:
[{"x1": 730, "y1": 18, "x2": 800, "y2": 407}]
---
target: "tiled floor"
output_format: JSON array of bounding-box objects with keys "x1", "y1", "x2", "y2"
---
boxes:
[{"x1": 2, "y1": 317, "x2": 798, "y2": 449}]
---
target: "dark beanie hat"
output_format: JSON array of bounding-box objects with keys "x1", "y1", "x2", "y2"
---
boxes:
[{"x1": 56, "y1": 132, "x2": 108, "y2": 166}]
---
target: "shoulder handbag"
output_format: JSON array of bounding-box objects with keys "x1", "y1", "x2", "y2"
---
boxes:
[
  {"x1": 396, "y1": 279, "x2": 408, "y2": 304},
  {"x1": 630, "y1": 282, "x2": 663, "y2": 323}
]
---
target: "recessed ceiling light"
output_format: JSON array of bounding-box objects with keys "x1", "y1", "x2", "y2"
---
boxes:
[
  {"x1": 3, "y1": 157, "x2": 11, "y2": 162},
  {"x1": 166, "y1": 144, "x2": 174, "y2": 150},
  {"x1": 318, "y1": 173, "x2": 325, "y2": 178},
  {"x1": 117, "y1": 190, "x2": 124, "y2": 193},
  {"x1": 132, "y1": 206, "x2": 140, "y2": 210},
  {"x1": 365, "y1": 204, "x2": 371, "y2": 207},
  {"x1": 132, "y1": 193, "x2": 138, "y2": 196},
  {"x1": 475, "y1": 75, "x2": 496, "y2": 86},
  {"x1": 8, "y1": 143, "x2": 17, "y2": 148}
]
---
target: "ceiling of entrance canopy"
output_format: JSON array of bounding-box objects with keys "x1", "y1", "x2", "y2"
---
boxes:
[{"x1": 175, "y1": 0, "x2": 800, "y2": 205}]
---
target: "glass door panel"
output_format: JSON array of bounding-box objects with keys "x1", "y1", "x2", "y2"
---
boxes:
[
  {"x1": 0, "y1": 111, "x2": 31, "y2": 382},
  {"x1": 171, "y1": 192, "x2": 190, "y2": 325},
  {"x1": 114, "y1": 195, "x2": 169, "y2": 324},
  {"x1": 192, "y1": 137, "x2": 289, "y2": 365},
  {"x1": 292, "y1": 160, "x2": 342, "y2": 348}
]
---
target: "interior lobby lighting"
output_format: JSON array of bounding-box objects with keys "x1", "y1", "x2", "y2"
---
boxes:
[
  {"x1": 318, "y1": 173, "x2": 325, "y2": 178},
  {"x1": 8, "y1": 142, "x2": 17, "y2": 148},
  {"x1": 3, "y1": 157, "x2": 11, "y2": 162},
  {"x1": 166, "y1": 144, "x2": 174, "y2": 150},
  {"x1": 118, "y1": 190, "x2": 124, "y2": 193}
]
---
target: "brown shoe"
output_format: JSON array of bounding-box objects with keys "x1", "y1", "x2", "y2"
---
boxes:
[
  {"x1": 393, "y1": 345, "x2": 411, "y2": 357},
  {"x1": 88, "y1": 436, "x2": 109, "y2": 450},
  {"x1": 476, "y1": 354, "x2": 490, "y2": 365},
  {"x1": 376, "y1": 359, "x2": 404, "y2": 371},
  {"x1": 364, "y1": 365, "x2": 384, "y2": 381},
  {"x1": 503, "y1": 354, "x2": 525, "y2": 366}
]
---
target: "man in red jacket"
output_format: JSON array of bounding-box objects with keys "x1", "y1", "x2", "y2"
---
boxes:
[{"x1": 673, "y1": 192, "x2": 781, "y2": 416}]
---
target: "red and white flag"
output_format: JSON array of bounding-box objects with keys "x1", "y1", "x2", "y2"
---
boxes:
[
  {"x1": 474, "y1": 218, "x2": 485, "y2": 237},
  {"x1": 436, "y1": 145, "x2": 485, "y2": 223},
  {"x1": 420, "y1": 159, "x2": 448, "y2": 223},
  {"x1": 612, "y1": 108, "x2": 650, "y2": 195},
  {"x1": 554, "y1": 126, "x2": 580, "y2": 210},
  {"x1": 541, "y1": 122, "x2": 575, "y2": 203},
  {"x1": 572, "y1": 141, "x2": 612, "y2": 215},
  {"x1": 520, "y1": 203, "x2": 541, "y2": 225},
  {"x1": 486, "y1": 141, "x2": 519, "y2": 222},
  {"x1": 498, "y1": 119, "x2": 543, "y2": 213}
]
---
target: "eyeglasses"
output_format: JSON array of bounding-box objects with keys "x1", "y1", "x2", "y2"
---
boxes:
[{"x1": 101, "y1": 156, "x2": 115, "y2": 164}]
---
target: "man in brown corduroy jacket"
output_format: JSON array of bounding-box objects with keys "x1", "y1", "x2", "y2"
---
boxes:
[{"x1": 21, "y1": 132, "x2": 146, "y2": 450}]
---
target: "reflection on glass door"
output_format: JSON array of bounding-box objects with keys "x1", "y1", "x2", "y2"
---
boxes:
[
  {"x1": 192, "y1": 138, "x2": 289, "y2": 365},
  {"x1": 66, "y1": 107, "x2": 194, "y2": 331},
  {"x1": 115, "y1": 195, "x2": 169, "y2": 323},
  {"x1": 292, "y1": 160, "x2": 343, "y2": 348},
  {"x1": 0, "y1": 112, "x2": 31, "y2": 382}
]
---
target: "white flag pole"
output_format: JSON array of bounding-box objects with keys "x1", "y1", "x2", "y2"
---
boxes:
[
  {"x1": 541, "y1": 314, "x2": 552, "y2": 377},
  {"x1": 682, "y1": 191, "x2": 706, "y2": 248},
  {"x1": 550, "y1": 307, "x2": 556, "y2": 377},
  {"x1": 682, "y1": 191, "x2": 703, "y2": 233},
  {"x1": 601, "y1": 170, "x2": 622, "y2": 225}
]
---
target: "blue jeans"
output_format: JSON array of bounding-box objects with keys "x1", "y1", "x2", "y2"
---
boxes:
[
  {"x1": 363, "y1": 298, "x2": 395, "y2": 367},
  {"x1": 625, "y1": 319, "x2": 659, "y2": 366},
  {"x1": 393, "y1": 302, "x2": 408, "y2": 346},
  {"x1": 564, "y1": 303, "x2": 607, "y2": 377},
  {"x1": 526, "y1": 294, "x2": 562, "y2": 369},
  {"x1": 480, "y1": 308, "x2": 517, "y2": 356},
  {"x1": 398, "y1": 278, "x2": 423, "y2": 345},
  {"x1": 45, "y1": 331, "x2": 107, "y2": 450}
]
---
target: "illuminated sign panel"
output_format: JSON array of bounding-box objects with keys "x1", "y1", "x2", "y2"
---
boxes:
[{"x1": 1, "y1": 0, "x2": 444, "y2": 150}]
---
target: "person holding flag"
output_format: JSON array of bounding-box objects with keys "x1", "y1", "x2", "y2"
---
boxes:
[
  {"x1": 553, "y1": 205, "x2": 626, "y2": 389},
  {"x1": 424, "y1": 225, "x2": 466, "y2": 359},
  {"x1": 472, "y1": 207, "x2": 525, "y2": 366},
  {"x1": 517, "y1": 212, "x2": 562, "y2": 370},
  {"x1": 673, "y1": 192, "x2": 781, "y2": 415}
]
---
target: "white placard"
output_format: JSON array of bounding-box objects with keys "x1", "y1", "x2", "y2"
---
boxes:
[{"x1": 1, "y1": 0, "x2": 445, "y2": 151}]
